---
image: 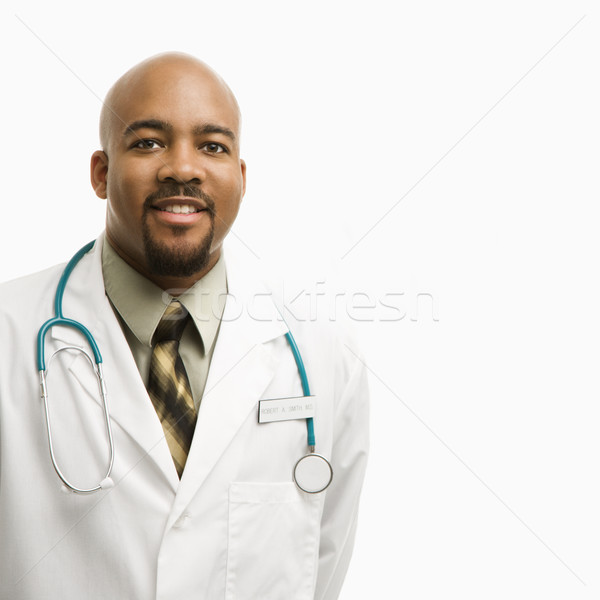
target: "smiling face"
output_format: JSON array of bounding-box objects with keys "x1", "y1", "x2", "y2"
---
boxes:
[{"x1": 91, "y1": 54, "x2": 246, "y2": 290}]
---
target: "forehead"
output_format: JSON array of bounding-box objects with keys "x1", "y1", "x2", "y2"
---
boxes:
[{"x1": 111, "y1": 62, "x2": 240, "y2": 137}]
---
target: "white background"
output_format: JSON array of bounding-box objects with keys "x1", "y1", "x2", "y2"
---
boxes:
[{"x1": 1, "y1": 1, "x2": 599, "y2": 598}]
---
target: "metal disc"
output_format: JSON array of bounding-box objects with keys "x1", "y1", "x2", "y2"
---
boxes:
[{"x1": 293, "y1": 453, "x2": 333, "y2": 494}]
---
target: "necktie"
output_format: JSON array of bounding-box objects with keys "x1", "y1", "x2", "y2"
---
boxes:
[{"x1": 148, "y1": 300, "x2": 197, "y2": 478}]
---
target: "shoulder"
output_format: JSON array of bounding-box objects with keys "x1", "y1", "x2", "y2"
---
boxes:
[
  {"x1": 249, "y1": 265, "x2": 364, "y2": 387},
  {"x1": 0, "y1": 264, "x2": 65, "y2": 324},
  {"x1": 224, "y1": 246, "x2": 363, "y2": 359},
  {"x1": 0, "y1": 265, "x2": 65, "y2": 378}
]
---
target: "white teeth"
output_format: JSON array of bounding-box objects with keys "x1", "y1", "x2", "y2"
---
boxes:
[{"x1": 162, "y1": 204, "x2": 198, "y2": 214}]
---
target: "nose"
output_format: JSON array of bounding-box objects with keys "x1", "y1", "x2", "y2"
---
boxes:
[{"x1": 157, "y1": 142, "x2": 205, "y2": 184}]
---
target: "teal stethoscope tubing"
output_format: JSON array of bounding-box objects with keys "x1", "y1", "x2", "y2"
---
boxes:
[
  {"x1": 37, "y1": 241, "x2": 316, "y2": 492},
  {"x1": 284, "y1": 331, "x2": 315, "y2": 449},
  {"x1": 37, "y1": 240, "x2": 101, "y2": 371},
  {"x1": 37, "y1": 241, "x2": 113, "y2": 493}
]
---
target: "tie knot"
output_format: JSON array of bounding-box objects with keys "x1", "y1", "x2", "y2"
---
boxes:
[{"x1": 153, "y1": 301, "x2": 190, "y2": 344}]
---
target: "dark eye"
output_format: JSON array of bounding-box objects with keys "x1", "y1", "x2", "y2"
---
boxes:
[
  {"x1": 133, "y1": 139, "x2": 161, "y2": 150},
  {"x1": 203, "y1": 142, "x2": 227, "y2": 154}
]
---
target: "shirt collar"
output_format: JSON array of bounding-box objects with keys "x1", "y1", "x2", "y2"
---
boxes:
[{"x1": 102, "y1": 239, "x2": 227, "y2": 352}]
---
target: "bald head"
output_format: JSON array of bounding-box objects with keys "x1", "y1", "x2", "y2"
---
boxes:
[
  {"x1": 90, "y1": 51, "x2": 246, "y2": 289},
  {"x1": 99, "y1": 52, "x2": 241, "y2": 152}
]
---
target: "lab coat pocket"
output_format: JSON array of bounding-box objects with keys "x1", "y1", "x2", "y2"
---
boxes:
[{"x1": 226, "y1": 482, "x2": 321, "y2": 600}]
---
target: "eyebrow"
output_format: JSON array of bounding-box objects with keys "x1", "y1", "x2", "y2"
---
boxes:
[
  {"x1": 123, "y1": 119, "x2": 236, "y2": 141},
  {"x1": 123, "y1": 119, "x2": 170, "y2": 136},
  {"x1": 194, "y1": 124, "x2": 236, "y2": 141}
]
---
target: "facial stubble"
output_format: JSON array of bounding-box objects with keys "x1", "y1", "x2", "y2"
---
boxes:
[
  {"x1": 142, "y1": 218, "x2": 215, "y2": 278},
  {"x1": 141, "y1": 186, "x2": 216, "y2": 277}
]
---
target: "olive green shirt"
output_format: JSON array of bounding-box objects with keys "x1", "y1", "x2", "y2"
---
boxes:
[{"x1": 101, "y1": 239, "x2": 227, "y2": 409}]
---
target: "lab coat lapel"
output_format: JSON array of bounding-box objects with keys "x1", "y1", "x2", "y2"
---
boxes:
[
  {"x1": 168, "y1": 253, "x2": 289, "y2": 523},
  {"x1": 47, "y1": 236, "x2": 179, "y2": 491},
  {"x1": 46, "y1": 238, "x2": 290, "y2": 508}
]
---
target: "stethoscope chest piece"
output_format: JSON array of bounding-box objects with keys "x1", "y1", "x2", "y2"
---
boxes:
[
  {"x1": 293, "y1": 453, "x2": 333, "y2": 494},
  {"x1": 40, "y1": 243, "x2": 326, "y2": 496}
]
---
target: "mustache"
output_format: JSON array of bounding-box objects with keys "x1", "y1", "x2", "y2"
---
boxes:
[{"x1": 144, "y1": 183, "x2": 216, "y2": 213}]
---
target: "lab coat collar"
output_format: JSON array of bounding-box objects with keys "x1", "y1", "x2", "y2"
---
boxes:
[
  {"x1": 47, "y1": 234, "x2": 290, "y2": 503},
  {"x1": 47, "y1": 235, "x2": 181, "y2": 491}
]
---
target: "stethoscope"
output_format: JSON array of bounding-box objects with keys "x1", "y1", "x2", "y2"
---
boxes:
[{"x1": 37, "y1": 242, "x2": 333, "y2": 495}]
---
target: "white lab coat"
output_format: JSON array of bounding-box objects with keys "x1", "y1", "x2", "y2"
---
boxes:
[{"x1": 0, "y1": 235, "x2": 369, "y2": 600}]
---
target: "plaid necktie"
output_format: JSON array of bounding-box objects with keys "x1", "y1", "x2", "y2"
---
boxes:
[{"x1": 148, "y1": 300, "x2": 197, "y2": 478}]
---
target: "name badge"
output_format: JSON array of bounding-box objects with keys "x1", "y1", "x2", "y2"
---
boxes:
[{"x1": 258, "y1": 396, "x2": 315, "y2": 423}]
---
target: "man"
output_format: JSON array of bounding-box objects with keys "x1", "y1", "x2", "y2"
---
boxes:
[{"x1": 0, "y1": 53, "x2": 369, "y2": 599}]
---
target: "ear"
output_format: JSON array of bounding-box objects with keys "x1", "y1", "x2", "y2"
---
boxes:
[
  {"x1": 240, "y1": 159, "x2": 247, "y2": 199},
  {"x1": 90, "y1": 150, "x2": 109, "y2": 199}
]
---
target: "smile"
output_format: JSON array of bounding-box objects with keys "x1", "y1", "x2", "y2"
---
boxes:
[{"x1": 158, "y1": 204, "x2": 202, "y2": 214}]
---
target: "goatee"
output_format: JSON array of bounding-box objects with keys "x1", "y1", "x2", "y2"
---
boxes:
[{"x1": 142, "y1": 184, "x2": 216, "y2": 277}]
